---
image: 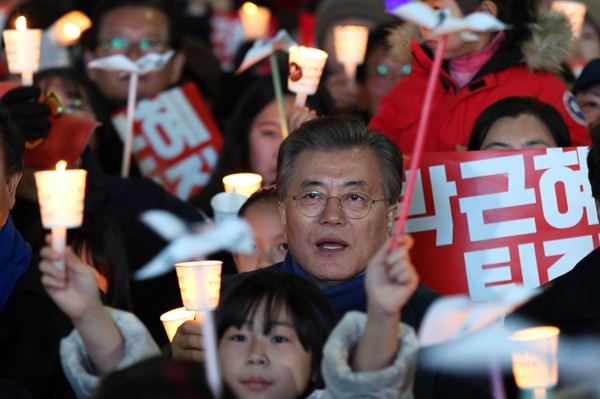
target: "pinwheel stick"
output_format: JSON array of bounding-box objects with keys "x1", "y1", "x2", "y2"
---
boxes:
[
  {"x1": 121, "y1": 72, "x2": 139, "y2": 177},
  {"x1": 390, "y1": 35, "x2": 448, "y2": 251},
  {"x1": 203, "y1": 310, "x2": 222, "y2": 398},
  {"x1": 270, "y1": 53, "x2": 289, "y2": 138}
]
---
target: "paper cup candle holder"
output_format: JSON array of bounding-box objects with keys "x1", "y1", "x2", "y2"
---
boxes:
[
  {"x1": 222, "y1": 172, "x2": 263, "y2": 198},
  {"x1": 3, "y1": 16, "x2": 42, "y2": 86},
  {"x1": 333, "y1": 25, "x2": 369, "y2": 82},
  {"x1": 511, "y1": 326, "x2": 560, "y2": 397},
  {"x1": 288, "y1": 45, "x2": 328, "y2": 107},
  {"x1": 160, "y1": 307, "x2": 197, "y2": 342},
  {"x1": 34, "y1": 161, "x2": 87, "y2": 269},
  {"x1": 238, "y1": 2, "x2": 271, "y2": 40}
]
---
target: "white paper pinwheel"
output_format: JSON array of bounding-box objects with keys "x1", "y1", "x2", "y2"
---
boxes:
[
  {"x1": 86, "y1": 51, "x2": 176, "y2": 177},
  {"x1": 235, "y1": 29, "x2": 297, "y2": 74},
  {"x1": 416, "y1": 287, "x2": 540, "y2": 373},
  {"x1": 419, "y1": 286, "x2": 539, "y2": 347},
  {"x1": 389, "y1": 2, "x2": 510, "y2": 41},
  {"x1": 87, "y1": 50, "x2": 175, "y2": 74},
  {"x1": 133, "y1": 210, "x2": 254, "y2": 281}
]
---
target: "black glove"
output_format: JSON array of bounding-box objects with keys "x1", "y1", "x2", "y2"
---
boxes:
[{"x1": 1, "y1": 86, "x2": 51, "y2": 141}]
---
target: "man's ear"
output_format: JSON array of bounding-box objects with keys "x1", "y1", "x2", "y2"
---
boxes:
[
  {"x1": 478, "y1": 0, "x2": 498, "y2": 17},
  {"x1": 169, "y1": 51, "x2": 186, "y2": 85},
  {"x1": 7, "y1": 171, "x2": 22, "y2": 210},
  {"x1": 385, "y1": 203, "x2": 397, "y2": 234},
  {"x1": 279, "y1": 200, "x2": 288, "y2": 243}
]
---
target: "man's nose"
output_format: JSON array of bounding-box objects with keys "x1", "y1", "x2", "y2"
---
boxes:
[{"x1": 319, "y1": 197, "x2": 346, "y2": 224}]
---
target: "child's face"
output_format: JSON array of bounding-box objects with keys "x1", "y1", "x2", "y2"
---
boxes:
[
  {"x1": 218, "y1": 300, "x2": 313, "y2": 399},
  {"x1": 420, "y1": 0, "x2": 494, "y2": 60},
  {"x1": 234, "y1": 201, "x2": 287, "y2": 273}
]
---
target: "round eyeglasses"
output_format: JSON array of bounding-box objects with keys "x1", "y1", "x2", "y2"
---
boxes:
[
  {"x1": 98, "y1": 38, "x2": 167, "y2": 55},
  {"x1": 290, "y1": 191, "x2": 387, "y2": 219}
]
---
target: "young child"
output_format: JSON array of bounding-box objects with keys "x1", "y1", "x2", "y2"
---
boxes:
[
  {"x1": 177, "y1": 235, "x2": 419, "y2": 399},
  {"x1": 233, "y1": 188, "x2": 288, "y2": 273},
  {"x1": 40, "y1": 234, "x2": 418, "y2": 398},
  {"x1": 369, "y1": 0, "x2": 590, "y2": 152}
]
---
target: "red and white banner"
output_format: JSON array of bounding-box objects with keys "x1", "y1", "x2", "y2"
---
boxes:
[
  {"x1": 112, "y1": 83, "x2": 223, "y2": 200},
  {"x1": 405, "y1": 147, "x2": 599, "y2": 301}
]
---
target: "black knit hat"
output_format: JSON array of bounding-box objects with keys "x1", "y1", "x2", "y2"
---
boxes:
[{"x1": 573, "y1": 58, "x2": 600, "y2": 94}]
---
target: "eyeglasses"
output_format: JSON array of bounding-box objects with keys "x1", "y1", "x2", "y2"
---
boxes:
[
  {"x1": 290, "y1": 190, "x2": 387, "y2": 219},
  {"x1": 368, "y1": 63, "x2": 412, "y2": 80},
  {"x1": 98, "y1": 38, "x2": 167, "y2": 54}
]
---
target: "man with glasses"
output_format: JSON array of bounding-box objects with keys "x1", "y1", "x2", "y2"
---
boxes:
[
  {"x1": 83, "y1": 0, "x2": 185, "y2": 108},
  {"x1": 173, "y1": 115, "x2": 492, "y2": 399}
]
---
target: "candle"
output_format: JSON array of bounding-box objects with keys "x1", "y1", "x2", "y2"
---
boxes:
[
  {"x1": 51, "y1": 10, "x2": 91, "y2": 47},
  {"x1": 160, "y1": 307, "x2": 197, "y2": 342},
  {"x1": 222, "y1": 173, "x2": 263, "y2": 198},
  {"x1": 333, "y1": 25, "x2": 369, "y2": 82},
  {"x1": 238, "y1": 2, "x2": 271, "y2": 40},
  {"x1": 288, "y1": 46, "x2": 328, "y2": 107},
  {"x1": 34, "y1": 161, "x2": 87, "y2": 269},
  {"x1": 2, "y1": 16, "x2": 42, "y2": 86},
  {"x1": 511, "y1": 326, "x2": 560, "y2": 397},
  {"x1": 552, "y1": 1, "x2": 587, "y2": 38}
]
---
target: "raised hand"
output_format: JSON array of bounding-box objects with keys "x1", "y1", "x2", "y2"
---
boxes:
[
  {"x1": 39, "y1": 244, "x2": 103, "y2": 322},
  {"x1": 365, "y1": 234, "x2": 419, "y2": 317},
  {"x1": 171, "y1": 319, "x2": 205, "y2": 363}
]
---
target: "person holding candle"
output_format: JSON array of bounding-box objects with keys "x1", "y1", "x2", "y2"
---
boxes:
[
  {"x1": 0, "y1": 105, "x2": 78, "y2": 398},
  {"x1": 189, "y1": 78, "x2": 320, "y2": 216},
  {"x1": 369, "y1": 0, "x2": 591, "y2": 153},
  {"x1": 313, "y1": 0, "x2": 400, "y2": 114},
  {"x1": 173, "y1": 114, "x2": 493, "y2": 399}
]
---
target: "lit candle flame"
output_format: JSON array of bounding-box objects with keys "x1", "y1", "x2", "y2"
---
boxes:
[
  {"x1": 242, "y1": 2, "x2": 258, "y2": 15},
  {"x1": 16, "y1": 16, "x2": 27, "y2": 31},
  {"x1": 63, "y1": 22, "x2": 81, "y2": 39},
  {"x1": 56, "y1": 160, "x2": 67, "y2": 172}
]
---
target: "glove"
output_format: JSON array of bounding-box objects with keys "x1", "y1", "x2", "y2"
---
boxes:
[{"x1": 1, "y1": 86, "x2": 51, "y2": 141}]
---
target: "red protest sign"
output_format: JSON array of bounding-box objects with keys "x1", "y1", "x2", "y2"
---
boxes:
[
  {"x1": 405, "y1": 147, "x2": 599, "y2": 301},
  {"x1": 112, "y1": 83, "x2": 223, "y2": 200}
]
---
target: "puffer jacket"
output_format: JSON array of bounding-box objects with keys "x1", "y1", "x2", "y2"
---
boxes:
[{"x1": 369, "y1": 11, "x2": 590, "y2": 153}]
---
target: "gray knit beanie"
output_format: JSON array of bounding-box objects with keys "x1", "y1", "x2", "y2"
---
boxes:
[{"x1": 314, "y1": 0, "x2": 398, "y2": 47}]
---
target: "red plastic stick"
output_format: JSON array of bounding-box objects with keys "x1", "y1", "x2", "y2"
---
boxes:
[{"x1": 390, "y1": 35, "x2": 448, "y2": 251}]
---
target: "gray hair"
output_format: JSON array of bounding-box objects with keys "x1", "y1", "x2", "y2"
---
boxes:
[{"x1": 276, "y1": 115, "x2": 403, "y2": 206}]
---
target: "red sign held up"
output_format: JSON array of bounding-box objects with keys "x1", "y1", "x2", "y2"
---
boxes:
[{"x1": 405, "y1": 147, "x2": 599, "y2": 301}]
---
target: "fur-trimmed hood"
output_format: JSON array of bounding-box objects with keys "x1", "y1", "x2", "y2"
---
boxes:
[{"x1": 387, "y1": 10, "x2": 574, "y2": 75}]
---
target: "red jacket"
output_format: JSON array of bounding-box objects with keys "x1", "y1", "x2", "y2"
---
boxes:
[{"x1": 369, "y1": 40, "x2": 590, "y2": 153}]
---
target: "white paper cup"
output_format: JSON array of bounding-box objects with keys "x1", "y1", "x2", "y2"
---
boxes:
[
  {"x1": 238, "y1": 2, "x2": 271, "y2": 40},
  {"x1": 288, "y1": 46, "x2": 328, "y2": 96},
  {"x1": 511, "y1": 326, "x2": 560, "y2": 389},
  {"x1": 210, "y1": 191, "x2": 248, "y2": 223},
  {"x1": 334, "y1": 25, "x2": 369, "y2": 65},
  {"x1": 3, "y1": 29, "x2": 41, "y2": 73},
  {"x1": 222, "y1": 173, "x2": 262, "y2": 198},
  {"x1": 34, "y1": 169, "x2": 87, "y2": 228},
  {"x1": 160, "y1": 307, "x2": 197, "y2": 342},
  {"x1": 175, "y1": 260, "x2": 222, "y2": 311}
]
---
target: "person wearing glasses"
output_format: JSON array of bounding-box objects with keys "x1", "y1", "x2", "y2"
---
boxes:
[
  {"x1": 80, "y1": 0, "x2": 187, "y2": 176},
  {"x1": 172, "y1": 115, "x2": 493, "y2": 399},
  {"x1": 83, "y1": 0, "x2": 185, "y2": 108}
]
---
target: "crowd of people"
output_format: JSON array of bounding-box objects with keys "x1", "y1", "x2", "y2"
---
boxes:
[{"x1": 0, "y1": 0, "x2": 600, "y2": 398}]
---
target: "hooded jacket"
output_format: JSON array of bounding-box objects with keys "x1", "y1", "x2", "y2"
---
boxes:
[{"x1": 369, "y1": 11, "x2": 590, "y2": 153}]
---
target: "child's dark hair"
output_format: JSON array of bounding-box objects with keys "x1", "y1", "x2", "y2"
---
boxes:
[
  {"x1": 237, "y1": 187, "x2": 279, "y2": 217},
  {"x1": 217, "y1": 272, "x2": 337, "y2": 392},
  {"x1": 69, "y1": 214, "x2": 132, "y2": 310}
]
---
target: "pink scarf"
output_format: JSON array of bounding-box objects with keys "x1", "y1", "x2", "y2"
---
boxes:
[{"x1": 449, "y1": 30, "x2": 506, "y2": 88}]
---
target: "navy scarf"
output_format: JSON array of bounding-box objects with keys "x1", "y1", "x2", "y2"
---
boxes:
[
  {"x1": 280, "y1": 252, "x2": 367, "y2": 319},
  {"x1": 0, "y1": 215, "x2": 32, "y2": 312}
]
